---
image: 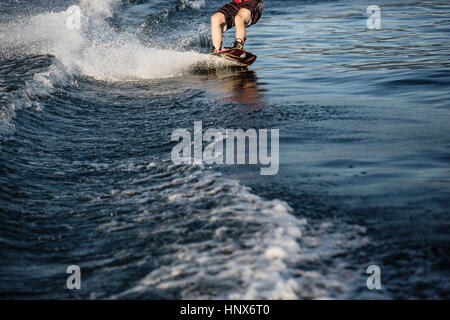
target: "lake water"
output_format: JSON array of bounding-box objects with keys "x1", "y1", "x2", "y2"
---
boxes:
[{"x1": 0, "y1": 0, "x2": 449, "y2": 299}]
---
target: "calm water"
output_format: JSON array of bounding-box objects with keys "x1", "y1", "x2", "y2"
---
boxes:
[{"x1": 0, "y1": 0, "x2": 449, "y2": 299}]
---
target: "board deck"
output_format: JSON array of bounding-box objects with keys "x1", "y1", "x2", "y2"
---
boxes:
[{"x1": 211, "y1": 48, "x2": 257, "y2": 67}]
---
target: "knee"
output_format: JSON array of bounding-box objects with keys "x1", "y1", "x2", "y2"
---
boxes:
[
  {"x1": 235, "y1": 9, "x2": 251, "y2": 23},
  {"x1": 211, "y1": 12, "x2": 225, "y2": 26}
]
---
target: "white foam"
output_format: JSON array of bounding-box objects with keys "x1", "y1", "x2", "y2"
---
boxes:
[
  {"x1": 0, "y1": 103, "x2": 17, "y2": 141},
  {"x1": 180, "y1": 0, "x2": 206, "y2": 10},
  {"x1": 0, "y1": 0, "x2": 213, "y2": 83},
  {"x1": 109, "y1": 167, "x2": 311, "y2": 300},
  {"x1": 104, "y1": 162, "x2": 370, "y2": 300},
  {"x1": 265, "y1": 247, "x2": 289, "y2": 259}
]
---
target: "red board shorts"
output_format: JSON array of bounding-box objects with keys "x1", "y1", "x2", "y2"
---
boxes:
[{"x1": 217, "y1": 0, "x2": 264, "y2": 32}]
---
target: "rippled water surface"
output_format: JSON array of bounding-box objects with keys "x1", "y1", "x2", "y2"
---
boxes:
[{"x1": 0, "y1": 0, "x2": 449, "y2": 299}]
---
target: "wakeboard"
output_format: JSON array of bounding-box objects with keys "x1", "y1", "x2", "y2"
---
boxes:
[{"x1": 211, "y1": 48, "x2": 257, "y2": 67}]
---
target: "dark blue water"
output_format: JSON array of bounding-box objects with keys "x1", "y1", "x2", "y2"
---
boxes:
[{"x1": 0, "y1": 0, "x2": 449, "y2": 299}]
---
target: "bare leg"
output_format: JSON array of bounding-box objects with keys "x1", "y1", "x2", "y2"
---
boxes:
[
  {"x1": 234, "y1": 8, "x2": 251, "y2": 44},
  {"x1": 211, "y1": 12, "x2": 226, "y2": 51}
]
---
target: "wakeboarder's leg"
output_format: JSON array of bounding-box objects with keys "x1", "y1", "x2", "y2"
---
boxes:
[
  {"x1": 211, "y1": 12, "x2": 226, "y2": 52},
  {"x1": 233, "y1": 8, "x2": 251, "y2": 49}
]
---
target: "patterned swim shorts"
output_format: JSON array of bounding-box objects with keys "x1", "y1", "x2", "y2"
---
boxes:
[{"x1": 216, "y1": 0, "x2": 264, "y2": 32}]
